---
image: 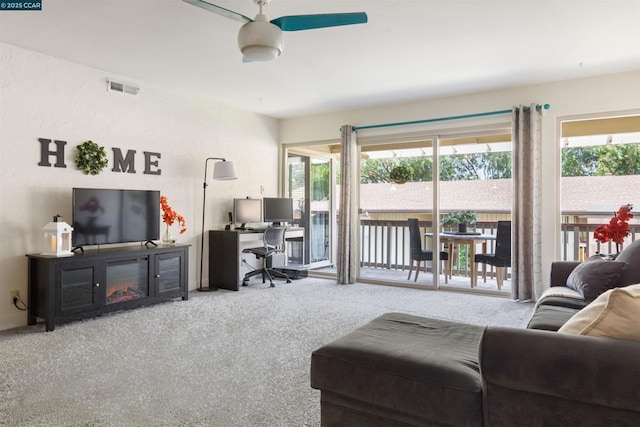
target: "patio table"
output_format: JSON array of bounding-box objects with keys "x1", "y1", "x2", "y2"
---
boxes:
[{"x1": 426, "y1": 232, "x2": 496, "y2": 287}]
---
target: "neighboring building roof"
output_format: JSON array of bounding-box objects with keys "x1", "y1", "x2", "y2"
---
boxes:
[
  {"x1": 358, "y1": 175, "x2": 640, "y2": 213},
  {"x1": 298, "y1": 175, "x2": 640, "y2": 214}
]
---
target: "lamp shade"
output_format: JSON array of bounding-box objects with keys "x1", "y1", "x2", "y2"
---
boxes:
[{"x1": 212, "y1": 160, "x2": 237, "y2": 180}]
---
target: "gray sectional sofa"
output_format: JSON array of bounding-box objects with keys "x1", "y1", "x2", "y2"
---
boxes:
[{"x1": 310, "y1": 240, "x2": 640, "y2": 426}]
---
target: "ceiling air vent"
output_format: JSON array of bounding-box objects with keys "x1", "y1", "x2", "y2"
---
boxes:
[{"x1": 107, "y1": 79, "x2": 139, "y2": 96}]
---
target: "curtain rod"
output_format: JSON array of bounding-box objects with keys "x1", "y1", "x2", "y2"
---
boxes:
[{"x1": 353, "y1": 103, "x2": 550, "y2": 131}]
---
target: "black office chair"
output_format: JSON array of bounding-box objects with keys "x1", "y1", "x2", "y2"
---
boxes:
[
  {"x1": 242, "y1": 226, "x2": 292, "y2": 287},
  {"x1": 474, "y1": 220, "x2": 511, "y2": 290},
  {"x1": 407, "y1": 218, "x2": 449, "y2": 283}
]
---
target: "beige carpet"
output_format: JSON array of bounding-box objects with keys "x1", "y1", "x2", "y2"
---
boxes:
[{"x1": 0, "y1": 278, "x2": 534, "y2": 426}]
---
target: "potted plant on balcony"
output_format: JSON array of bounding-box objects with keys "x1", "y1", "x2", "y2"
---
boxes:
[
  {"x1": 442, "y1": 211, "x2": 477, "y2": 233},
  {"x1": 389, "y1": 164, "x2": 413, "y2": 184},
  {"x1": 454, "y1": 210, "x2": 477, "y2": 233},
  {"x1": 441, "y1": 212, "x2": 459, "y2": 231}
]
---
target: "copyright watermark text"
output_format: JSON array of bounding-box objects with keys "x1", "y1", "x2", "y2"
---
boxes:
[{"x1": 0, "y1": 2, "x2": 42, "y2": 10}]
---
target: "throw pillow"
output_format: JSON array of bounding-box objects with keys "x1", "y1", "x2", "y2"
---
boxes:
[
  {"x1": 558, "y1": 284, "x2": 640, "y2": 341},
  {"x1": 565, "y1": 255, "x2": 627, "y2": 300},
  {"x1": 614, "y1": 239, "x2": 640, "y2": 286}
]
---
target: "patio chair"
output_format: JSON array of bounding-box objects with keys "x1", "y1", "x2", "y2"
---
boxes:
[
  {"x1": 407, "y1": 218, "x2": 449, "y2": 283},
  {"x1": 474, "y1": 220, "x2": 511, "y2": 289}
]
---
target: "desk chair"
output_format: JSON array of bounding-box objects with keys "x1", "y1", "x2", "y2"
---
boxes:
[
  {"x1": 474, "y1": 220, "x2": 511, "y2": 289},
  {"x1": 242, "y1": 226, "x2": 292, "y2": 287},
  {"x1": 407, "y1": 218, "x2": 449, "y2": 283}
]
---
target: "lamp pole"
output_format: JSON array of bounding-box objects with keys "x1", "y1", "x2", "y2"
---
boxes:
[{"x1": 198, "y1": 157, "x2": 227, "y2": 292}]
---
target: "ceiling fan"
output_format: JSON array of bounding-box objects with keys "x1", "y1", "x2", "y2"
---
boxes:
[{"x1": 182, "y1": 0, "x2": 368, "y2": 62}]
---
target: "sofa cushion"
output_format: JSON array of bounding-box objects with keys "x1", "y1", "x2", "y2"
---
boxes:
[
  {"x1": 310, "y1": 312, "x2": 484, "y2": 427},
  {"x1": 536, "y1": 286, "x2": 587, "y2": 310},
  {"x1": 558, "y1": 284, "x2": 640, "y2": 341},
  {"x1": 565, "y1": 255, "x2": 627, "y2": 300},
  {"x1": 615, "y1": 239, "x2": 640, "y2": 286},
  {"x1": 526, "y1": 304, "x2": 580, "y2": 331}
]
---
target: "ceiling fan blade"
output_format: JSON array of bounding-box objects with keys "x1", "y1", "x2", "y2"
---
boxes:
[
  {"x1": 270, "y1": 12, "x2": 367, "y2": 32},
  {"x1": 182, "y1": 0, "x2": 252, "y2": 24}
]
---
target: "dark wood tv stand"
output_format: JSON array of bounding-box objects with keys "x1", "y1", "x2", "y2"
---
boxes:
[{"x1": 26, "y1": 244, "x2": 189, "y2": 331}]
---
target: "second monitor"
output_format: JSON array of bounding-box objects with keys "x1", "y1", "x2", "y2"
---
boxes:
[{"x1": 263, "y1": 197, "x2": 294, "y2": 226}]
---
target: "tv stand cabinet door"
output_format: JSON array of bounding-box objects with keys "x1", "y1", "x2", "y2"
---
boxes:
[
  {"x1": 153, "y1": 248, "x2": 188, "y2": 300},
  {"x1": 56, "y1": 261, "x2": 101, "y2": 317}
]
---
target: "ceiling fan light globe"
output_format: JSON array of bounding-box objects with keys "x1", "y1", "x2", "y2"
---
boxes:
[
  {"x1": 242, "y1": 46, "x2": 281, "y2": 62},
  {"x1": 238, "y1": 20, "x2": 283, "y2": 62}
]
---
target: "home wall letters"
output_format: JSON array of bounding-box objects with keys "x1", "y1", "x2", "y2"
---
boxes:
[{"x1": 38, "y1": 138, "x2": 161, "y2": 175}]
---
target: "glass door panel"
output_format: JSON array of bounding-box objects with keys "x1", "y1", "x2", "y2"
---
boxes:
[
  {"x1": 58, "y1": 265, "x2": 97, "y2": 314},
  {"x1": 358, "y1": 141, "x2": 439, "y2": 287},
  {"x1": 156, "y1": 253, "x2": 181, "y2": 294},
  {"x1": 287, "y1": 154, "x2": 333, "y2": 268},
  {"x1": 438, "y1": 133, "x2": 512, "y2": 293},
  {"x1": 309, "y1": 158, "x2": 331, "y2": 263},
  {"x1": 559, "y1": 115, "x2": 640, "y2": 260}
]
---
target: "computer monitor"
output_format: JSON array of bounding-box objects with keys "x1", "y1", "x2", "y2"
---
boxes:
[
  {"x1": 233, "y1": 198, "x2": 262, "y2": 228},
  {"x1": 263, "y1": 197, "x2": 294, "y2": 225}
]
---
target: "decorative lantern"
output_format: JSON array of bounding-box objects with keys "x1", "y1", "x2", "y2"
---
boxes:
[{"x1": 42, "y1": 215, "x2": 74, "y2": 257}]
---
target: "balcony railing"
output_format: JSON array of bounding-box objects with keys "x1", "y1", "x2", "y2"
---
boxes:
[
  {"x1": 561, "y1": 222, "x2": 639, "y2": 260},
  {"x1": 359, "y1": 218, "x2": 640, "y2": 278}
]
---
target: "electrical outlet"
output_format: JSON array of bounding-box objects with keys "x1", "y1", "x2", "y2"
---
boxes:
[{"x1": 10, "y1": 290, "x2": 19, "y2": 305}]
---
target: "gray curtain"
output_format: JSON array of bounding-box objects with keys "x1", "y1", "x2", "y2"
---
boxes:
[
  {"x1": 337, "y1": 125, "x2": 358, "y2": 284},
  {"x1": 511, "y1": 104, "x2": 543, "y2": 301}
]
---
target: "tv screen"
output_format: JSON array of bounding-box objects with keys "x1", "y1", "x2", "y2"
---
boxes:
[
  {"x1": 234, "y1": 198, "x2": 262, "y2": 225},
  {"x1": 72, "y1": 188, "x2": 160, "y2": 246},
  {"x1": 263, "y1": 197, "x2": 294, "y2": 224}
]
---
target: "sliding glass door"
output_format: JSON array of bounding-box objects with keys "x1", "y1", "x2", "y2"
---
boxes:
[
  {"x1": 281, "y1": 121, "x2": 513, "y2": 293},
  {"x1": 286, "y1": 153, "x2": 334, "y2": 268},
  {"x1": 357, "y1": 141, "x2": 439, "y2": 287},
  {"x1": 438, "y1": 132, "x2": 512, "y2": 294}
]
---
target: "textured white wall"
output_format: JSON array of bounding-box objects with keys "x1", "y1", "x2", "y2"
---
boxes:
[{"x1": 0, "y1": 43, "x2": 280, "y2": 330}]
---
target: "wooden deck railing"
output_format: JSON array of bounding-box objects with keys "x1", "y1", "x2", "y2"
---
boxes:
[
  {"x1": 560, "y1": 222, "x2": 640, "y2": 261},
  {"x1": 359, "y1": 219, "x2": 640, "y2": 276}
]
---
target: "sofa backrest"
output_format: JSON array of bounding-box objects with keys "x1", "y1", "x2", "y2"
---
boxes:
[{"x1": 615, "y1": 239, "x2": 640, "y2": 286}]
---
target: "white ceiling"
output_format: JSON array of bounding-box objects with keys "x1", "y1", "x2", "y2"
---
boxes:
[{"x1": 1, "y1": 0, "x2": 639, "y2": 119}]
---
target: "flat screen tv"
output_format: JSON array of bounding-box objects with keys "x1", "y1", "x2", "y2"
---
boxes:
[
  {"x1": 72, "y1": 188, "x2": 160, "y2": 247},
  {"x1": 233, "y1": 198, "x2": 262, "y2": 228},
  {"x1": 263, "y1": 197, "x2": 294, "y2": 225}
]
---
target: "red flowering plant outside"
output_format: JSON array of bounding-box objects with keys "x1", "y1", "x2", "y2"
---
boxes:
[
  {"x1": 160, "y1": 195, "x2": 187, "y2": 234},
  {"x1": 593, "y1": 204, "x2": 633, "y2": 251}
]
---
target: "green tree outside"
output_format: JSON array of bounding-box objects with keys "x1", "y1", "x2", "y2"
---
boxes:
[
  {"x1": 360, "y1": 151, "x2": 512, "y2": 183},
  {"x1": 594, "y1": 144, "x2": 640, "y2": 176},
  {"x1": 358, "y1": 143, "x2": 639, "y2": 183}
]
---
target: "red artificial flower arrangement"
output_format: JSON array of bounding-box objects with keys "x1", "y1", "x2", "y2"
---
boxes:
[
  {"x1": 593, "y1": 204, "x2": 633, "y2": 246},
  {"x1": 160, "y1": 195, "x2": 187, "y2": 234}
]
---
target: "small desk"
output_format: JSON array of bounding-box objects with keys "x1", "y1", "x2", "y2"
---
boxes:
[
  {"x1": 209, "y1": 228, "x2": 304, "y2": 291},
  {"x1": 426, "y1": 233, "x2": 496, "y2": 287}
]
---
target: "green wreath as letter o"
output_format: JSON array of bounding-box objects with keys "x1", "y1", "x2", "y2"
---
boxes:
[{"x1": 75, "y1": 140, "x2": 108, "y2": 175}]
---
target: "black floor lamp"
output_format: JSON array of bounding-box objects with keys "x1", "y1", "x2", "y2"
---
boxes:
[{"x1": 198, "y1": 157, "x2": 237, "y2": 292}]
